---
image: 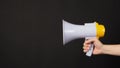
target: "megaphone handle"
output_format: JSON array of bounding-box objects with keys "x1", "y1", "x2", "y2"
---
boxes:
[{"x1": 86, "y1": 43, "x2": 94, "y2": 57}]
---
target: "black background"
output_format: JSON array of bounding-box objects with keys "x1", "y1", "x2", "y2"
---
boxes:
[{"x1": 0, "y1": 0, "x2": 120, "y2": 68}]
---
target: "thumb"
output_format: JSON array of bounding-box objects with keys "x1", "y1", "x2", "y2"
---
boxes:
[{"x1": 85, "y1": 38, "x2": 97, "y2": 44}]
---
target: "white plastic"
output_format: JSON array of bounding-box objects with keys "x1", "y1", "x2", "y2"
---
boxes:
[{"x1": 62, "y1": 20, "x2": 96, "y2": 57}]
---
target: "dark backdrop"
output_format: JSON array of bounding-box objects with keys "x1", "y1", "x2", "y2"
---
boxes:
[{"x1": 0, "y1": 0, "x2": 120, "y2": 68}]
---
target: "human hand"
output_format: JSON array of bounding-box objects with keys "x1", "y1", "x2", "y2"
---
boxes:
[{"x1": 83, "y1": 38, "x2": 104, "y2": 55}]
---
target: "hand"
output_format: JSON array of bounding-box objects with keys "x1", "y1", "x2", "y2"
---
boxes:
[{"x1": 83, "y1": 38, "x2": 104, "y2": 55}]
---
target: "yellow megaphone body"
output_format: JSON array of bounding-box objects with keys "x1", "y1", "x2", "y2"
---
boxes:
[{"x1": 62, "y1": 20, "x2": 105, "y2": 57}]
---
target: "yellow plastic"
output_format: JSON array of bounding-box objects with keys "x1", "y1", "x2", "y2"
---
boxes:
[{"x1": 95, "y1": 22, "x2": 105, "y2": 38}]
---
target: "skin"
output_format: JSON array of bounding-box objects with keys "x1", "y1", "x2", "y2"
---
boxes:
[{"x1": 83, "y1": 38, "x2": 120, "y2": 56}]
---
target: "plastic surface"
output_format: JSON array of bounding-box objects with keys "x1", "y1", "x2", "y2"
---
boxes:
[{"x1": 63, "y1": 20, "x2": 96, "y2": 45}]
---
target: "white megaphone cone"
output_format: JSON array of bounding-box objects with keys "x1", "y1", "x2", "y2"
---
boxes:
[{"x1": 62, "y1": 20, "x2": 105, "y2": 57}]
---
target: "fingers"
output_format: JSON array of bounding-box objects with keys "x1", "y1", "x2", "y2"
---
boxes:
[
  {"x1": 83, "y1": 38, "x2": 98, "y2": 53},
  {"x1": 83, "y1": 44, "x2": 90, "y2": 52}
]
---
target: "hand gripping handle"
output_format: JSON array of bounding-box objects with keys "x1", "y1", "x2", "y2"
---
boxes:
[{"x1": 86, "y1": 43, "x2": 94, "y2": 57}]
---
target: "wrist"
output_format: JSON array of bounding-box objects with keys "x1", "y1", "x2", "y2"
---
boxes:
[{"x1": 101, "y1": 44, "x2": 108, "y2": 54}]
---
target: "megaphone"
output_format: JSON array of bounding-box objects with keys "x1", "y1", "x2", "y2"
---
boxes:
[{"x1": 62, "y1": 20, "x2": 105, "y2": 57}]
